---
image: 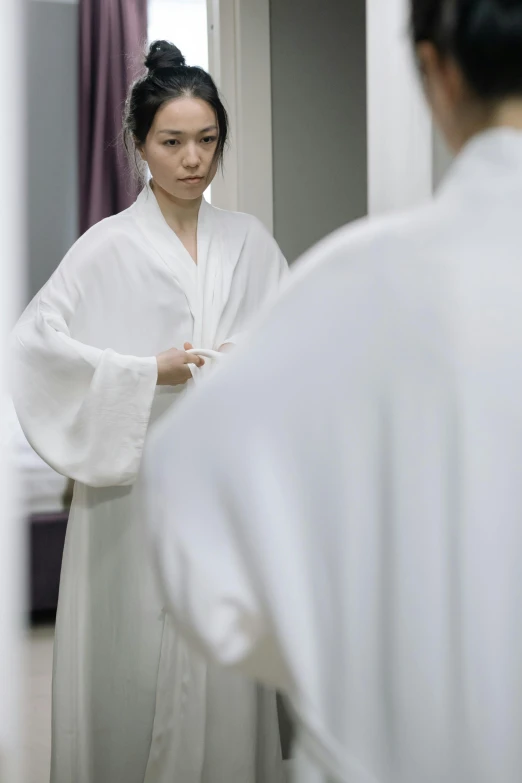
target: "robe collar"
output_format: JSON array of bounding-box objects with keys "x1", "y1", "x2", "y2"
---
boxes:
[
  {"x1": 131, "y1": 183, "x2": 237, "y2": 349},
  {"x1": 438, "y1": 127, "x2": 522, "y2": 199},
  {"x1": 131, "y1": 182, "x2": 211, "y2": 320}
]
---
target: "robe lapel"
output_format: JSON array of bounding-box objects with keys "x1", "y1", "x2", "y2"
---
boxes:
[
  {"x1": 132, "y1": 185, "x2": 243, "y2": 351},
  {"x1": 132, "y1": 185, "x2": 199, "y2": 320},
  {"x1": 196, "y1": 201, "x2": 244, "y2": 349}
]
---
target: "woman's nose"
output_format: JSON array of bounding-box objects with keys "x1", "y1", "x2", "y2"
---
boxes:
[{"x1": 183, "y1": 144, "x2": 200, "y2": 168}]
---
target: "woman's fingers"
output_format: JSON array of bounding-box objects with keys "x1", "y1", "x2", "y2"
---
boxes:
[{"x1": 183, "y1": 350, "x2": 205, "y2": 367}]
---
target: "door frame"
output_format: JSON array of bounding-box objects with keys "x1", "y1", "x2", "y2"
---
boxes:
[{"x1": 207, "y1": 0, "x2": 274, "y2": 232}]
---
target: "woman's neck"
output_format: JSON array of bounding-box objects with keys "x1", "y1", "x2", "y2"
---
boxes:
[
  {"x1": 150, "y1": 179, "x2": 202, "y2": 234},
  {"x1": 490, "y1": 99, "x2": 522, "y2": 132},
  {"x1": 456, "y1": 98, "x2": 522, "y2": 151}
]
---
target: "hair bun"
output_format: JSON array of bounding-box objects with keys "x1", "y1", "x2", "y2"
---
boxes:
[{"x1": 145, "y1": 40, "x2": 186, "y2": 73}]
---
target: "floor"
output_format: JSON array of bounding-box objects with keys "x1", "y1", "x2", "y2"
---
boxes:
[
  {"x1": 24, "y1": 624, "x2": 54, "y2": 783},
  {"x1": 24, "y1": 625, "x2": 293, "y2": 783}
]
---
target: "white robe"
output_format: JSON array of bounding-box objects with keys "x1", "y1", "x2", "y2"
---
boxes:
[
  {"x1": 10, "y1": 185, "x2": 287, "y2": 783},
  {"x1": 145, "y1": 128, "x2": 522, "y2": 783}
]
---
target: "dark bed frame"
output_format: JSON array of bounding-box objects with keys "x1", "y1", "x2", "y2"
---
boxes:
[{"x1": 29, "y1": 510, "x2": 68, "y2": 618}]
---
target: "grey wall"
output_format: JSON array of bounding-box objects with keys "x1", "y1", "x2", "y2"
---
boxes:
[
  {"x1": 27, "y1": 0, "x2": 79, "y2": 302},
  {"x1": 270, "y1": 0, "x2": 367, "y2": 263}
]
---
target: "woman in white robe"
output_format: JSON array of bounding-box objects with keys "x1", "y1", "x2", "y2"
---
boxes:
[
  {"x1": 145, "y1": 4, "x2": 522, "y2": 783},
  {"x1": 11, "y1": 41, "x2": 286, "y2": 783}
]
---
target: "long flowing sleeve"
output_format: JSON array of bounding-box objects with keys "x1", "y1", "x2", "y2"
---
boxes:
[
  {"x1": 10, "y1": 254, "x2": 158, "y2": 488},
  {"x1": 144, "y1": 391, "x2": 291, "y2": 692}
]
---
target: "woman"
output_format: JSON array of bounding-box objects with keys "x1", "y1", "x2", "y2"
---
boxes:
[
  {"x1": 11, "y1": 41, "x2": 286, "y2": 783},
  {"x1": 144, "y1": 3, "x2": 522, "y2": 783}
]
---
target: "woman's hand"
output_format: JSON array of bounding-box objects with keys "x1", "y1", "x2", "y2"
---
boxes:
[{"x1": 156, "y1": 346, "x2": 204, "y2": 386}]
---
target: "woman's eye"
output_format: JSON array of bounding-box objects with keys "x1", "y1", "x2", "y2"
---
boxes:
[
  {"x1": 202, "y1": 136, "x2": 217, "y2": 145},
  {"x1": 164, "y1": 139, "x2": 180, "y2": 147}
]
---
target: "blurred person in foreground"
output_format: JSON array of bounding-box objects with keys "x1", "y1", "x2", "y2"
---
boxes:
[{"x1": 145, "y1": 2, "x2": 522, "y2": 782}]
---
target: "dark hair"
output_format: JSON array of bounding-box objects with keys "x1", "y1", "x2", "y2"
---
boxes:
[
  {"x1": 124, "y1": 40, "x2": 229, "y2": 177},
  {"x1": 411, "y1": 0, "x2": 522, "y2": 100}
]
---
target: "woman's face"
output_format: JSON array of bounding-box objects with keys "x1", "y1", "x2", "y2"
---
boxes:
[{"x1": 141, "y1": 96, "x2": 219, "y2": 200}]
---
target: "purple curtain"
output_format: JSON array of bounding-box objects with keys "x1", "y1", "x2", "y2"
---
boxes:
[{"x1": 79, "y1": 0, "x2": 148, "y2": 235}]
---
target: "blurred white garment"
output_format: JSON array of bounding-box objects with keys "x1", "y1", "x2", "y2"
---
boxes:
[
  {"x1": 146, "y1": 128, "x2": 522, "y2": 783},
  {"x1": 10, "y1": 184, "x2": 287, "y2": 783}
]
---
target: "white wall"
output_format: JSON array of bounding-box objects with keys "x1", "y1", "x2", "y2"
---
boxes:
[
  {"x1": 367, "y1": 0, "x2": 433, "y2": 215},
  {"x1": 149, "y1": 0, "x2": 208, "y2": 69},
  {"x1": 0, "y1": 1, "x2": 25, "y2": 780}
]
